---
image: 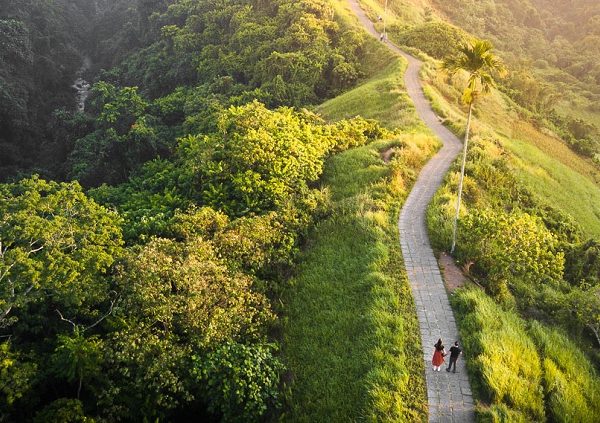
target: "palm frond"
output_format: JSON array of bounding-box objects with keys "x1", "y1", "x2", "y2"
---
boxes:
[{"x1": 443, "y1": 38, "x2": 505, "y2": 103}]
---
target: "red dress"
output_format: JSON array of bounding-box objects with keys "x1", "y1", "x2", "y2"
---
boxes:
[{"x1": 432, "y1": 347, "x2": 445, "y2": 366}]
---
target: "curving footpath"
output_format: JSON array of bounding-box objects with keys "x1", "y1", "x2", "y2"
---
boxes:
[{"x1": 347, "y1": 1, "x2": 475, "y2": 421}]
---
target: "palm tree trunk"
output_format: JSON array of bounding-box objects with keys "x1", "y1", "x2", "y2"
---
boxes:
[{"x1": 451, "y1": 101, "x2": 473, "y2": 254}]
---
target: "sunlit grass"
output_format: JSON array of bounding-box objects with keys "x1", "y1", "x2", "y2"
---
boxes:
[
  {"x1": 283, "y1": 137, "x2": 435, "y2": 421},
  {"x1": 283, "y1": 13, "x2": 438, "y2": 418},
  {"x1": 452, "y1": 288, "x2": 545, "y2": 421},
  {"x1": 504, "y1": 137, "x2": 600, "y2": 237},
  {"x1": 317, "y1": 58, "x2": 422, "y2": 129},
  {"x1": 421, "y1": 63, "x2": 600, "y2": 237}
]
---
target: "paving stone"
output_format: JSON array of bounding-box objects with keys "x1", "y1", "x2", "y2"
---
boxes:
[{"x1": 348, "y1": 1, "x2": 476, "y2": 421}]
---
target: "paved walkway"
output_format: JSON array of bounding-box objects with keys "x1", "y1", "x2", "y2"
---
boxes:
[{"x1": 347, "y1": 1, "x2": 475, "y2": 421}]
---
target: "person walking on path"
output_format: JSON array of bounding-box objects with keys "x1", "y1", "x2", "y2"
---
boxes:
[
  {"x1": 446, "y1": 341, "x2": 462, "y2": 373},
  {"x1": 432, "y1": 338, "x2": 446, "y2": 371}
]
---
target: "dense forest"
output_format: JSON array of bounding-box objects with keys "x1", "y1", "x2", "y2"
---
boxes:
[
  {"x1": 2, "y1": 0, "x2": 600, "y2": 421},
  {"x1": 0, "y1": 0, "x2": 381, "y2": 420}
]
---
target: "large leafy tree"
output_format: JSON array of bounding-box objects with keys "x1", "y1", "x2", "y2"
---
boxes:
[
  {"x1": 97, "y1": 235, "x2": 274, "y2": 420},
  {"x1": 0, "y1": 177, "x2": 123, "y2": 328},
  {"x1": 443, "y1": 39, "x2": 506, "y2": 252}
]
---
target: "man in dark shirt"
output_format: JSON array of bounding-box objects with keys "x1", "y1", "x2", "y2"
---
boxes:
[{"x1": 446, "y1": 341, "x2": 462, "y2": 373}]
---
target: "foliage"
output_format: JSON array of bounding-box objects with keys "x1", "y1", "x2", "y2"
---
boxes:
[
  {"x1": 118, "y1": 236, "x2": 273, "y2": 348},
  {"x1": 426, "y1": 121, "x2": 599, "y2": 342},
  {"x1": 0, "y1": 0, "x2": 93, "y2": 177},
  {"x1": 33, "y1": 398, "x2": 93, "y2": 423},
  {"x1": 454, "y1": 288, "x2": 600, "y2": 421},
  {"x1": 430, "y1": 0, "x2": 600, "y2": 90},
  {"x1": 68, "y1": 82, "x2": 168, "y2": 187},
  {"x1": 458, "y1": 209, "x2": 565, "y2": 299},
  {"x1": 443, "y1": 39, "x2": 506, "y2": 105},
  {"x1": 428, "y1": 0, "x2": 600, "y2": 160},
  {"x1": 395, "y1": 21, "x2": 470, "y2": 60},
  {"x1": 0, "y1": 342, "x2": 36, "y2": 411},
  {"x1": 529, "y1": 321, "x2": 600, "y2": 422},
  {"x1": 0, "y1": 177, "x2": 123, "y2": 325},
  {"x1": 452, "y1": 288, "x2": 545, "y2": 421},
  {"x1": 193, "y1": 342, "x2": 283, "y2": 422},
  {"x1": 91, "y1": 102, "x2": 381, "y2": 242},
  {"x1": 51, "y1": 330, "x2": 103, "y2": 399},
  {"x1": 183, "y1": 101, "x2": 331, "y2": 216},
  {"x1": 0, "y1": 0, "x2": 425, "y2": 421}
]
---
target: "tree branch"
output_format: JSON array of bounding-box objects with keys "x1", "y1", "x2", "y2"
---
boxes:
[
  {"x1": 84, "y1": 293, "x2": 119, "y2": 332},
  {"x1": 588, "y1": 323, "x2": 600, "y2": 348},
  {"x1": 56, "y1": 309, "x2": 77, "y2": 330}
]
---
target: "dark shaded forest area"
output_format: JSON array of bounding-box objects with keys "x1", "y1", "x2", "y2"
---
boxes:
[{"x1": 0, "y1": 0, "x2": 381, "y2": 420}]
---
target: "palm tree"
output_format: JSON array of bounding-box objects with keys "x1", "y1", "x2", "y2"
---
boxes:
[{"x1": 443, "y1": 39, "x2": 506, "y2": 253}]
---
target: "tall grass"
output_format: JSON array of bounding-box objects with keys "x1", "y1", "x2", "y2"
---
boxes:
[
  {"x1": 452, "y1": 288, "x2": 545, "y2": 422},
  {"x1": 283, "y1": 136, "x2": 436, "y2": 421},
  {"x1": 283, "y1": 10, "x2": 439, "y2": 419},
  {"x1": 529, "y1": 322, "x2": 600, "y2": 422},
  {"x1": 452, "y1": 288, "x2": 600, "y2": 423},
  {"x1": 317, "y1": 58, "x2": 422, "y2": 130},
  {"x1": 503, "y1": 137, "x2": 600, "y2": 238}
]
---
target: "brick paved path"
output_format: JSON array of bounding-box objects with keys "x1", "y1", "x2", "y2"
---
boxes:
[{"x1": 347, "y1": 1, "x2": 475, "y2": 421}]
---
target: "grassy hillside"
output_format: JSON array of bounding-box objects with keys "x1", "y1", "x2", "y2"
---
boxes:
[
  {"x1": 282, "y1": 2, "x2": 438, "y2": 419},
  {"x1": 283, "y1": 133, "x2": 436, "y2": 421},
  {"x1": 420, "y1": 62, "x2": 600, "y2": 237},
  {"x1": 453, "y1": 288, "x2": 600, "y2": 421},
  {"x1": 347, "y1": 0, "x2": 600, "y2": 420}
]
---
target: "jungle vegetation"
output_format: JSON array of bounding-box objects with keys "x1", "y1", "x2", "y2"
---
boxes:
[{"x1": 1, "y1": 0, "x2": 600, "y2": 421}]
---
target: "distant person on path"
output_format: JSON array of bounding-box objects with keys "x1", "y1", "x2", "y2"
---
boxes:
[
  {"x1": 446, "y1": 341, "x2": 462, "y2": 373},
  {"x1": 432, "y1": 338, "x2": 446, "y2": 371},
  {"x1": 380, "y1": 33, "x2": 384, "y2": 41}
]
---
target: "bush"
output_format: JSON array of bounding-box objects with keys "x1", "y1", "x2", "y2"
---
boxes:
[
  {"x1": 33, "y1": 399, "x2": 93, "y2": 423},
  {"x1": 394, "y1": 22, "x2": 471, "y2": 60},
  {"x1": 457, "y1": 209, "x2": 565, "y2": 301},
  {"x1": 193, "y1": 342, "x2": 283, "y2": 422}
]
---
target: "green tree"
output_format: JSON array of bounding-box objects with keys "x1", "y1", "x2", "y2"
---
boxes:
[
  {"x1": 69, "y1": 83, "x2": 164, "y2": 187},
  {"x1": 118, "y1": 236, "x2": 272, "y2": 347},
  {"x1": 443, "y1": 39, "x2": 506, "y2": 253},
  {"x1": 0, "y1": 177, "x2": 123, "y2": 327},
  {"x1": 569, "y1": 287, "x2": 600, "y2": 347},
  {"x1": 459, "y1": 210, "x2": 565, "y2": 303},
  {"x1": 177, "y1": 101, "x2": 332, "y2": 216},
  {"x1": 52, "y1": 329, "x2": 103, "y2": 399},
  {"x1": 0, "y1": 342, "x2": 36, "y2": 413},
  {"x1": 33, "y1": 398, "x2": 93, "y2": 423}
]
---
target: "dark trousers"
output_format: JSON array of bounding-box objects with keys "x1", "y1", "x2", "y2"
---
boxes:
[{"x1": 446, "y1": 356, "x2": 458, "y2": 372}]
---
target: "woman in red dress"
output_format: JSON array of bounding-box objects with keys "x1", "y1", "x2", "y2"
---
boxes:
[{"x1": 432, "y1": 338, "x2": 446, "y2": 371}]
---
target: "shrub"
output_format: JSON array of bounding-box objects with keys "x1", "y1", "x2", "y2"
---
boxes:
[
  {"x1": 193, "y1": 342, "x2": 283, "y2": 422},
  {"x1": 458, "y1": 209, "x2": 565, "y2": 299},
  {"x1": 33, "y1": 399, "x2": 93, "y2": 423},
  {"x1": 395, "y1": 22, "x2": 471, "y2": 60}
]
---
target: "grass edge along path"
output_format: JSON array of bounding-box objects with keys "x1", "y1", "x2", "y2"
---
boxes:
[
  {"x1": 452, "y1": 287, "x2": 600, "y2": 422},
  {"x1": 282, "y1": 135, "x2": 436, "y2": 421},
  {"x1": 282, "y1": 21, "x2": 437, "y2": 418}
]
